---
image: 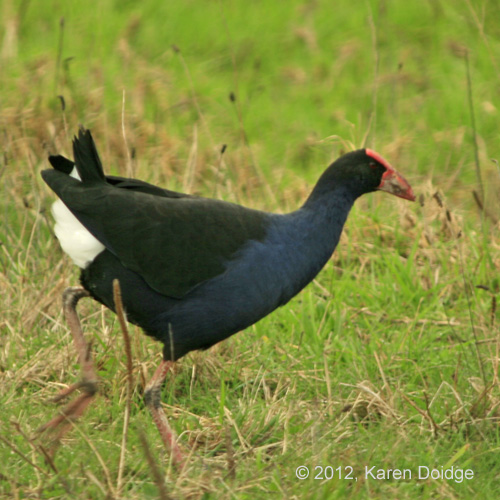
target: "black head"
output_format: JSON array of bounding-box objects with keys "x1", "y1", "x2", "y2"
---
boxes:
[{"x1": 306, "y1": 149, "x2": 414, "y2": 204}]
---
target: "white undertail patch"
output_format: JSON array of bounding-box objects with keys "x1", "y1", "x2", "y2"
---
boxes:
[{"x1": 52, "y1": 167, "x2": 105, "y2": 268}]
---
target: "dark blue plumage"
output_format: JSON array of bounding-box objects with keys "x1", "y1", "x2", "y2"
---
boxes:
[
  {"x1": 40, "y1": 128, "x2": 414, "y2": 462},
  {"x1": 79, "y1": 198, "x2": 352, "y2": 360},
  {"x1": 42, "y1": 130, "x2": 414, "y2": 361}
]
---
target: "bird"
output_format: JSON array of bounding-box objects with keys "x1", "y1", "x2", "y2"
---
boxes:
[{"x1": 40, "y1": 127, "x2": 415, "y2": 465}]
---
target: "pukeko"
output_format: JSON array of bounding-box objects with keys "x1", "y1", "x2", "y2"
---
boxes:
[{"x1": 40, "y1": 128, "x2": 414, "y2": 464}]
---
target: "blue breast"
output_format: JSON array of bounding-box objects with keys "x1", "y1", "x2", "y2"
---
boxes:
[
  {"x1": 82, "y1": 189, "x2": 355, "y2": 361},
  {"x1": 153, "y1": 200, "x2": 352, "y2": 356}
]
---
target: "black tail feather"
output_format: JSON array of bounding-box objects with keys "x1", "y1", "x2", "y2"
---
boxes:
[
  {"x1": 72, "y1": 128, "x2": 106, "y2": 183},
  {"x1": 48, "y1": 154, "x2": 75, "y2": 174}
]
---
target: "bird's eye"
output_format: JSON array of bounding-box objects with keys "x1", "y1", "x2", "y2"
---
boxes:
[{"x1": 369, "y1": 162, "x2": 377, "y2": 169}]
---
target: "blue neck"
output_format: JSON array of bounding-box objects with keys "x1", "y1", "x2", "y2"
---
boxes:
[
  {"x1": 263, "y1": 187, "x2": 357, "y2": 303},
  {"x1": 299, "y1": 185, "x2": 357, "y2": 242}
]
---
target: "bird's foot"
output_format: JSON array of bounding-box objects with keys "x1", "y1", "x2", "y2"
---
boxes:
[
  {"x1": 149, "y1": 404, "x2": 185, "y2": 467},
  {"x1": 37, "y1": 377, "x2": 98, "y2": 441},
  {"x1": 37, "y1": 286, "x2": 97, "y2": 451},
  {"x1": 144, "y1": 359, "x2": 185, "y2": 467}
]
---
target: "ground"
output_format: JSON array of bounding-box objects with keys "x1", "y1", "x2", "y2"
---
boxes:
[{"x1": 1, "y1": 1, "x2": 500, "y2": 498}]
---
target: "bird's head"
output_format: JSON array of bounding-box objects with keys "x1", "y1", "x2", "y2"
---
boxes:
[
  {"x1": 365, "y1": 149, "x2": 415, "y2": 201},
  {"x1": 307, "y1": 149, "x2": 415, "y2": 204}
]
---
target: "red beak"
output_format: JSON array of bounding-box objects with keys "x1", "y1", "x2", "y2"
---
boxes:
[{"x1": 378, "y1": 168, "x2": 415, "y2": 202}]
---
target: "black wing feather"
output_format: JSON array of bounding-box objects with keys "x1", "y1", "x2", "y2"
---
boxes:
[
  {"x1": 42, "y1": 130, "x2": 268, "y2": 298},
  {"x1": 49, "y1": 154, "x2": 196, "y2": 199}
]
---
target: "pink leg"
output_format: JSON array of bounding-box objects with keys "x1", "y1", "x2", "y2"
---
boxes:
[
  {"x1": 38, "y1": 287, "x2": 98, "y2": 442},
  {"x1": 144, "y1": 360, "x2": 184, "y2": 466}
]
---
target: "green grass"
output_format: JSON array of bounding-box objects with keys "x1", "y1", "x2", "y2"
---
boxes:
[{"x1": 2, "y1": 0, "x2": 500, "y2": 498}]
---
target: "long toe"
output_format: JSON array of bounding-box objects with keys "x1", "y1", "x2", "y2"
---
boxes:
[{"x1": 37, "y1": 378, "x2": 98, "y2": 435}]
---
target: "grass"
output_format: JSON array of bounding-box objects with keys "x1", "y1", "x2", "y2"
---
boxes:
[{"x1": 1, "y1": 0, "x2": 500, "y2": 498}]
